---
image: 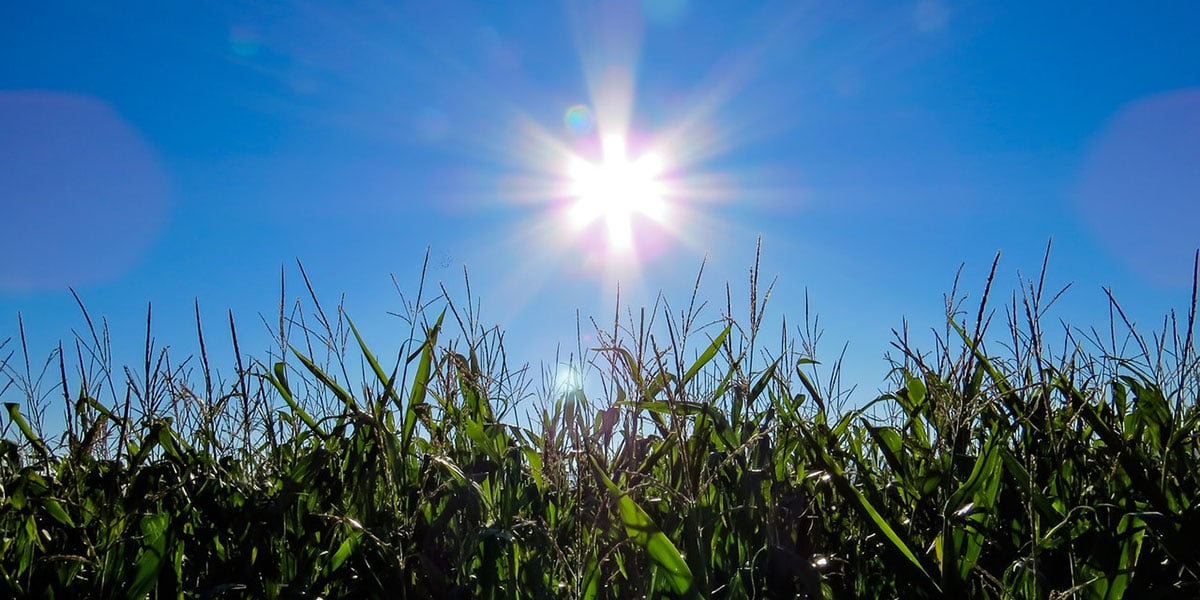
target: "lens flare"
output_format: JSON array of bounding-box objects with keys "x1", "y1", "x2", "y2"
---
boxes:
[{"x1": 564, "y1": 104, "x2": 595, "y2": 136}]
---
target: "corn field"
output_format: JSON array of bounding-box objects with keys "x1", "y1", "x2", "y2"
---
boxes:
[{"x1": 2, "y1": 250, "x2": 1198, "y2": 599}]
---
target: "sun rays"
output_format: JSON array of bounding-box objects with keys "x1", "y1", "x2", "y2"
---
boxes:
[
  {"x1": 414, "y1": 2, "x2": 823, "y2": 327},
  {"x1": 566, "y1": 134, "x2": 669, "y2": 254}
]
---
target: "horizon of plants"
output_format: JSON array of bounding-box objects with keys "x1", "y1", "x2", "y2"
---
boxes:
[{"x1": 1, "y1": 244, "x2": 1198, "y2": 598}]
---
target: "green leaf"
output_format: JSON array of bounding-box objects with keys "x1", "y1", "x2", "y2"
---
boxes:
[
  {"x1": 291, "y1": 348, "x2": 357, "y2": 412},
  {"x1": 681, "y1": 324, "x2": 730, "y2": 387},
  {"x1": 347, "y1": 316, "x2": 402, "y2": 415},
  {"x1": 940, "y1": 433, "x2": 1004, "y2": 588},
  {"x1": 330, "y1": 533, "x2": 359, "y2": 572},
  {"x1": 582, "y1": 555, "x2": 601, "y2": 600},
  {"x1": 1100, "y1": 513, "x2": 1146, "y2": 600},
  {"x1": 264, "y1": 362, "x2": 325, "y2": 437},
  {"x1": 523, "y1": 447, "x2": 544, "y2": 492},
  {"x1": 616, "y1": 494, "x2": 696, "y2": 597},
  {"x1": 591, "y1": 457, "x2": 697, "y2": 597},
  {"x1": 129, "y1": 513, "x2": 169, "y2": 600},
  {"x1": 867, "y1": 425, "x2": 909, "y2": 478},
  {"x1": 404, "y1": 311, "x2": 445, "y2": 454},
  {"x1": 41, "y1": 498, "x2": 75, "y2": 528},
  {"x1": 749, "y1": 357, "x2": 782, "y2": 402},
  {"x1": 4, "y1": 403, "x2": 49, "y2": 459},
  {"x1": 906, "y1": 375, "x2": 927, "y2": 408}
]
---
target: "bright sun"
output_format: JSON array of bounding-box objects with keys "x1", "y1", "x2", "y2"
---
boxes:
[{"x1": 567, "y1": 134, "x2": 668, "y2": 253}]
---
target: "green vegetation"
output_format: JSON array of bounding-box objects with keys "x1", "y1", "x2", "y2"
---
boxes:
[{"x1": 2, "y1": 248, "x2": 1198, "y2": 599}]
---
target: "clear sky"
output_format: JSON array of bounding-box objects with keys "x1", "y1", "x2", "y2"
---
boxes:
[{"x1": 2, "y1": 1, "x2": 1198, "y2": 410}]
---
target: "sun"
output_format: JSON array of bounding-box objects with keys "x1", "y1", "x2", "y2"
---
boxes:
[{"x1": 566, "y1": 134, "x2": 668, "y2": 253}]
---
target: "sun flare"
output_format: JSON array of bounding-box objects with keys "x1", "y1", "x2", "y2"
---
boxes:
[{"x1": 567, "y1": 134, "x2": 668, "y2": 253}]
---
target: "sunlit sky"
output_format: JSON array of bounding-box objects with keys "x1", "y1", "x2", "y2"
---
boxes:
[{"x1": 2, "y1": 1, "x2": 1198, "y2": 408}]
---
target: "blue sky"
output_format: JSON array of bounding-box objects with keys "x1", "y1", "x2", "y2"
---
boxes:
[{"x1": 2, "y1": 1, "x2": 1198, "y2": 410}]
